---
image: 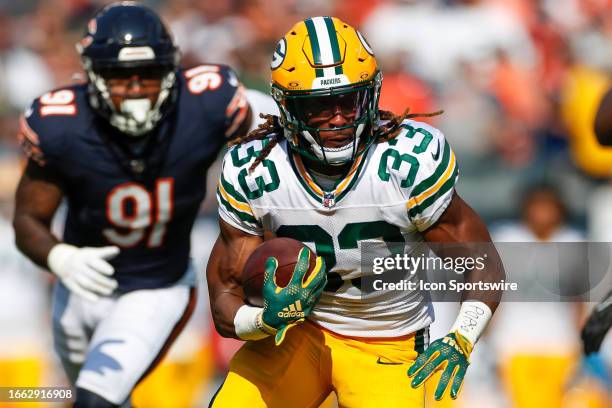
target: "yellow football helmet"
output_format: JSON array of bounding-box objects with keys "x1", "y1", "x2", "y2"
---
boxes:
[{"x1": 270, "y1": 16, "x2": 382, "y2": 165}]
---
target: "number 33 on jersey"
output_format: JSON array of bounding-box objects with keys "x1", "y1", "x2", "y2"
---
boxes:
[{"x1": 217, "y1": 118, "x2": 458, "y2": 339}]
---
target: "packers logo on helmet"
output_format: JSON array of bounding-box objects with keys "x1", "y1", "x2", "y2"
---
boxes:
[
  {"x1": 271, "y1": 38, "x2": 287, "y2": 70},
  {"x1": 271, "y1": 16, "x2": 382, "y2": 165}
]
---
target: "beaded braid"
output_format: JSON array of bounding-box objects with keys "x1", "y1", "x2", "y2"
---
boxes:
[
  {"x1": 226, "y1": 113, "x2": 281, "y2": 147},
  {"x1": 248, "y1": 136, "x2": 280, "y2": 172},
  {"x1": 225, "y1": 110, "x2": 444, "y2": 172},
  {"x1": 376, "y1": 109, "x2": 444, "y2": 143}
]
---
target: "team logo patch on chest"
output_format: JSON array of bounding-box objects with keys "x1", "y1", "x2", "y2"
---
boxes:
[{"x1": 323, "y1": 192, "x2": 336, "y2": 208}]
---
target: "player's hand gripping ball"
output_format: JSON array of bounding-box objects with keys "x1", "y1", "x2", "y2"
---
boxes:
[{"x1": 242, "y1": 238, "x2": 327, "y2": 345}]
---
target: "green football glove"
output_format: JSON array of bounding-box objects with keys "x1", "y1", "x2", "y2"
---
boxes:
[
  {"x1": 407, "y1": 331, "x2": 473, "y2": 400},
  {"x1": 259, "y1": 247, "x2": 327, "y2": 346}
]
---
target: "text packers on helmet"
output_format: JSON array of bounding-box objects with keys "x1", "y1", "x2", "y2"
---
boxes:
[{"x1": 271, "y1": 16, "x2": 382, "y2": 165}]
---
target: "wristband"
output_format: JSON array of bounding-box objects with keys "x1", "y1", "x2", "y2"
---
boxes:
[
  {"x1": 234, "y1": 305, "x2": 270, "y2": 341},
  {"x1": 450, "y1": 300, "x2": 492, "y2": 346}
]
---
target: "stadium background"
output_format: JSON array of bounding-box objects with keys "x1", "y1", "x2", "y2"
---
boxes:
[{"x1": 0, "y1": 0, "x2": 610, "y2": 406}]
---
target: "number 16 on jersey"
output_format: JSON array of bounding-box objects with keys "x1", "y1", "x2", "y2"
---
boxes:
[{"x1": 103, "y1": 178, "x2": 174, "y2": 248}]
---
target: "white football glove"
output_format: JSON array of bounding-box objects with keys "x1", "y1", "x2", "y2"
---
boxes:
[{"x1": 47, "y1": 243, "x2": 120, "y2": 302}]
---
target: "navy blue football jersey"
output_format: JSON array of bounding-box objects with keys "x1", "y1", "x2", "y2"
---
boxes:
[{"x1": 19, "y1": 64, "x2": 249, "y2": 290}]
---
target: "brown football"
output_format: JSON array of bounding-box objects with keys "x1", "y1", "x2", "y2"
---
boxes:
[{"x1": 242, "y1": 237, "x2": 316, "y2": 307}]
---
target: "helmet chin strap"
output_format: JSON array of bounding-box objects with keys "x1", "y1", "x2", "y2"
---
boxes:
[
  {"x1": 87, "y1": 69, "x2": 175, "y2": 137},
  {"x1": 301, "y1": 122, "x2": 366, "y2": 165}
]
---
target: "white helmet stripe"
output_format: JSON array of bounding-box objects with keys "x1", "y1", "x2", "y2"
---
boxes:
[
  {"x1": 323, "y1": 67, "x2": 336, "y2": 77},
  {"x1": 312, "y1": 17, "x2": 335, "y2": 66}
]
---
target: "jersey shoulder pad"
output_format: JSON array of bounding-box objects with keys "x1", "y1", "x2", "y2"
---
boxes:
[
  {"x1": 221, "y1": 136, "x2": 279, "y2": 181},
  {"x1": 217, "y1": 137, "x2": 277, "y2": 235},
  {"x1": 376, "y1": 119, "x2": 458, "y2": 230},
  {"x1": 179, "y1": 64, "x2": 248, "y2": 138},
  {"x1": 19, "y1": 84, "x2": 90, "y2": 167},
  {"x1": 220, "y1": 136, "x2": 283, "y2": 202}
]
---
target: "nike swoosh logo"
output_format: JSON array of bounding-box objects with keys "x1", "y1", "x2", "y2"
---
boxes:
[
  {"x1": 431, "y1": 140, "x2": 441, "y2": 161},
  {"x1": 376, "y1": 357, "x2": 403, "y2": 365}
]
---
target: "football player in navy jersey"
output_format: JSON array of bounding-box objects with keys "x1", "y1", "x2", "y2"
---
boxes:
[{"x1": 12, "y1": 3, "x2": 265, "y2": 407}]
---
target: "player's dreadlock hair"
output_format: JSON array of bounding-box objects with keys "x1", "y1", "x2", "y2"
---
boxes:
[{"x1": 227, "y1": 109, "x2": 443, "y2": 172}]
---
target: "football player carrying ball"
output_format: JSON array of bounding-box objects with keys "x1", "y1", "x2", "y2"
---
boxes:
[{"x1": 207, "y1": 16, "x2": 505, "y2": 407}]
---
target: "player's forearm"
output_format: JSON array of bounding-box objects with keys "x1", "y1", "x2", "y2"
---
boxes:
[
  {"x1": 13, "y1": 213, "x2": 59, "y2": 268},
  {"x1": 423, "y1": 195, "x2": 505, "y2": 347},
  {"x1": 207, "y1": 259, "x2": 272, "y2": 341},
  {"x1": 461, "y1": 245, "x2": 505, "y2": 313},
  {"x1": 443, "y1": 243, "x2": 504, "y2": 346},
  {"x1": 206, "y1": 245, "x2": 250, "y2": 339},
  {"x1": 207, "y1": 221, "x2": 268, "y2": 339},
  {"x1": 210, "y1": 289, "x2": 246, "y2": 339}
]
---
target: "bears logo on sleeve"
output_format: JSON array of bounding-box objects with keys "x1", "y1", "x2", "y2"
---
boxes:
[
  {"x1": 17, "y1": 85, "x2": 89, "y2": 174},
  {"x1": 18, "y1": 113, "x2": 46, "y2": 166}
]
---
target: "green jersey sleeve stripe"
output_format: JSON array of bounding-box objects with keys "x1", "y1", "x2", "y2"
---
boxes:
[
  {"x1": 410, "y1": 140, "x2": 451, "y2": 197},
  {"x1": 408, "y1": 163, "x2": 458, "y2": 218},
  {"x1": 220, "y1": 172, "x2": 248, "y2": 204},
  {"x1": 217, "y1": 188, "x2": 259, "y2": 224}
]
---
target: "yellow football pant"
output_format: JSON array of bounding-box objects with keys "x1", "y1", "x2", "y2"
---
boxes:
[
  {"x1": 0, "y1": 357, "x2": 46, "y2": 408},
  {"x1": 500, "y1": 354, "x2": 576, "y2": 408},
  {"x1": 132, "y1": 344, "x2": 214, "y2": 408},
  {"x1": 210, "y1": 322, "x2": 427, "y2": 408}
]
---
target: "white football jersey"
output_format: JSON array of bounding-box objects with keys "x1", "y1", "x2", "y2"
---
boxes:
[{"x1": 217, "y1": 119, "x2": 458, "y2": 337}]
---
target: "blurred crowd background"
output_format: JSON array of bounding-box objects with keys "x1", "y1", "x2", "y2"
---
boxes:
[{"x1": 0, "y1": 0, "x2": 610, "y2": 407}]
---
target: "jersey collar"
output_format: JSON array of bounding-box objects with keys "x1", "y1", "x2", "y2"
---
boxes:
[{"x1": 288, "y1": 148, "x2": 367, "y2": 208}]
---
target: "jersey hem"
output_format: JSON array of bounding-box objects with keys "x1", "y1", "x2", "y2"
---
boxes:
[
  {"x1": 219, "y1": 211, "x2": 263, "y2": 236},
  {"x1": 308, "y1": 316, "x2": 433, "y2": 339}
]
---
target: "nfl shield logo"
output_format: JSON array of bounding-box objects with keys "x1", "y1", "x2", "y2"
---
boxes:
[{"x1": 323, "y1": 193, "x2": 336, "y2": 208}]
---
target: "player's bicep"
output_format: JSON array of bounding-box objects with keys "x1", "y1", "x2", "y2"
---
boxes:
[
  {"x1": 14, "y1": 160, "x2": 63, "y2": 225},
  {"x1": 422, "y1": 193, "x2": 491, "y2": 243},
  {"x1": 424, "y1": 194, "x2": 505, "y2": 309}
]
